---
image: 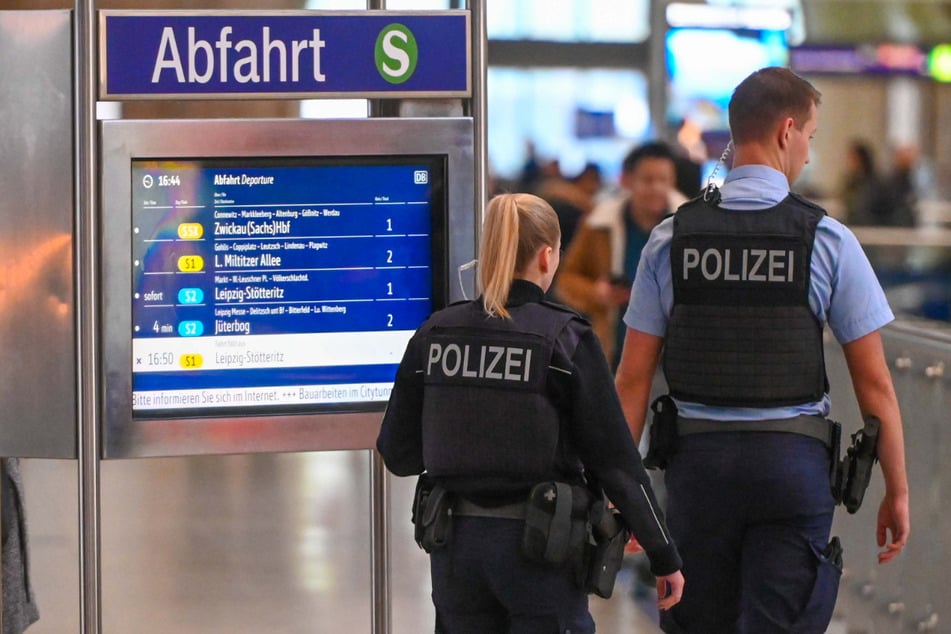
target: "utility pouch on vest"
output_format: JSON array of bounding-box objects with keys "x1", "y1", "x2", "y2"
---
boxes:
[
  {"x1": 412, "y1": 474, "x2": 453, "y2": 553},
  {"x1": 644, "y1": 395, "x2": 679, "y2": 470},
  {"x1": 584, "y1": 495, "x2": 631, "y2": 598},
  {"x1": 521, "y1": 482, "x2": 588, "y2": 565},
  {"x1": 837, "y1": 416, "x2": 880, "y2": 514}
]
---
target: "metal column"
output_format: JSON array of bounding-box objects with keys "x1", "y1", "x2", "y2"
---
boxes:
[
  {"x1": 370, "y1": 452, "x2": 391, "y2": 634},
  {"x1": 365, "y1": 3, "x2": 392, "y2": 632},
  {"x1": 77, "y1": 1, "x2": 102, "y2": 633},
  {"x1": 1, "y1": 472, "x2": 4, "y2": 633},
  {"x1": 469, "y1": 0, "x2": 488, "y2": 228}
]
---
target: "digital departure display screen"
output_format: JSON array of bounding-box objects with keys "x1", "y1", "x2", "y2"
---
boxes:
[{"x1": 130, "y1": 156, "x2": 446, "y2": 416}]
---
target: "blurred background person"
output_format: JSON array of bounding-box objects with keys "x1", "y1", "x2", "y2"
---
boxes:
[
  {"x1": 555, "y1": 141, "x2": 678, "y2": 369},
  {"x1": 536, "y1": 161, "x2": 604, "y2": 252},
  {"x1": 671, "y1": 117, "x2": 707, "y2": 199},
  {"x1": 2, "y1": 457, "x2": 40, "y2": 634},
  {"x1": 840, "y1": 139, "x2": 889, "y2": 226},
  {"x1": 880, "y1": 143, "x2": 920, "y2": 227}
]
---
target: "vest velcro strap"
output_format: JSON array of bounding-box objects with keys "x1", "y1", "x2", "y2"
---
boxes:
[
  {"x1": 454, "y1": 498, "x2": 526, "y2": 520},
  {"x1": 677, "y1": 415, "x2": 834, "y2": 448}
]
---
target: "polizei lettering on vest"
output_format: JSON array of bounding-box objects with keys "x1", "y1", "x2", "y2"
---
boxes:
[
  {"x1": 427, "y1": 343, "x2": 532, "y2": 383},
  {"x1": 682, "y1": 248, "x2": 795, "y2": 283}
]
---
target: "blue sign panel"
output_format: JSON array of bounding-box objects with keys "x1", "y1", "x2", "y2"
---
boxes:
[{"x1": 100, "y1": 11, "x2": 470, "y2": 99}]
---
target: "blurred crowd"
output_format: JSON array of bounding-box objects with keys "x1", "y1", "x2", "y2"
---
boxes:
[
  {"x1": 839, "y1": 139, "x2": 922, "y2": 227},
  {"x1": 496, "y1": 138, "x2": 702, "y2": 369},
  {"x1": 490, "y1": 132, "x2": 939, "y2": 360}
]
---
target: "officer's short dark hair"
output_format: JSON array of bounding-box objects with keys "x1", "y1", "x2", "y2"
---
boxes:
[
  {"x1": 729, "y1": 67, "x2": 821, "y2": 146},
  {"x1": 621, "y1": 141, "x2": 676, "y2": 175}
]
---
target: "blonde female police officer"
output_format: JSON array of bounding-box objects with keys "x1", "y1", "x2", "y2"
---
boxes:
[
  {"x1": 377, "y1": 193, "x2": 684, "y2": 633},
  {"x1": 616, "y1": 67, "x2": 910, "y2": 633}
]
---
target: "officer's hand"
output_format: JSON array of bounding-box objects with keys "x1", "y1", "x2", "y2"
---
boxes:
[
  {"x1": 876, "y1": 491, "x2": 910, "y2": 564},
  {"x1": 595, "y1": 278, "x2": 631, "y2": 308},
  {"x1": 655, "y1": 570, "x2": 684, "y2": 611}
]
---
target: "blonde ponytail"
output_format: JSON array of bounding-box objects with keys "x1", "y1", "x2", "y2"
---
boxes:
[{"x1": 478, "y1": 193, "x2": 560, "y2": 318}]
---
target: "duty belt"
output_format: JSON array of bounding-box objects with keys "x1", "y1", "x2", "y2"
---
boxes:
[
  {"x1": 454, "y1": 498, "x2": 526, "y2": 520},
  {"x1": 677, "y1": 414, "x2": 835, "y2": 449}
]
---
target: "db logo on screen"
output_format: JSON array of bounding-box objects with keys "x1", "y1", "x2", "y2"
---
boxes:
[{"x1": 414, "y1": 170, "x2": 429, "y2": 185}]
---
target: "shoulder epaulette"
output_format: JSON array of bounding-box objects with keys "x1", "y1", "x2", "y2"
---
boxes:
[
  {"x1": 788, "y1": 191, "x2": 828, "y2": 216},
  {"x1": 540, "y1": 299, "x2": 591, "y2": 325}
]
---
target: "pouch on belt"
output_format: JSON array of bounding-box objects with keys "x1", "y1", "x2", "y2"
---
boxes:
[
  {"x1": 644, "y1": 395, "x2": 679, "y2": 470},
  {"x1": 412, "y1": 474, "x2": 453, "y2": 553},
  {"x1": 521, "y1": 482, "x2": 588, "y2": 565}
]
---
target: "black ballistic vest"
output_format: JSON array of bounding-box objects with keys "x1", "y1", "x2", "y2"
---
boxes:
[
  {"x1": 420, "y1": 299, "x2": 581, "y2": 480},
  {"x1": 663, "y1": 193, "x2": 827, "y2": 407}
]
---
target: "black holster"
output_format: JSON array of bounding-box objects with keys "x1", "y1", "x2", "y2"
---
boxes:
[
  {"x1": 412, "y1": 474, "x2": 453, "y2": 553},
  {"x1": 833, "y1": 416, "x2": 880, "y2": 514},
  {"x1": 644, "y1": 395, "x2": 679, "y2": 470},
  {"x1": 583, "y1": 494, "x2": 630, "y2": 598}
]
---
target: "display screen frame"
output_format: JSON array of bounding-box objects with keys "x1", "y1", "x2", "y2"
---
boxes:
[{"x1": 101, "y1": 117, "x2": 475, "y2": 458}]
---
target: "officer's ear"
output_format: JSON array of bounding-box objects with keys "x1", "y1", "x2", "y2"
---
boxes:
[
  {"x1": 777, "y1": 116, "x2": 795, "y2": 150},
  {"x1": 538, "y1": 244, "x2": 555, "y2": 275}
]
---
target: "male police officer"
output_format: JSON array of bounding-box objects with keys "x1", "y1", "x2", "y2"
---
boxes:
[{"x1": 615, "y1": 67, "x2": 909, "y2": 633}]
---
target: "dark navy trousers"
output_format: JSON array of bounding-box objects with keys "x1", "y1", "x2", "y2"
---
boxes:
[
  {"x1": 430, "y1": 516, "x2": 594, "y2": 634},
  {"x1": 659, "y1": 432, "x2": 841, "y2": 634}
]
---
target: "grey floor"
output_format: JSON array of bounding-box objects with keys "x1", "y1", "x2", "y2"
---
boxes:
[{"x1": 18, "y1": 453, "x2": 664, "y2": 633}]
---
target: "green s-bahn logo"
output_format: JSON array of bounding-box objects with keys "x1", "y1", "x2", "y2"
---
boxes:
[{"x1": 375, "y1": 24, "x2": 418, "y2": 84}]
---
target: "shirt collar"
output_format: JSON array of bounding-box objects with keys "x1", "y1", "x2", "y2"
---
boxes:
[
  {"x1": 507, "y1": 279, "x2": 545, "y2": 306},
  {"x1": 720, "y1": 164, "x2": 790, "y2": 208}
]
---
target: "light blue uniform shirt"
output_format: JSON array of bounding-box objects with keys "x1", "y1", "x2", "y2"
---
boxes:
[{"x1": 624, "y1": 165, "x2": 894, "y2": 421}]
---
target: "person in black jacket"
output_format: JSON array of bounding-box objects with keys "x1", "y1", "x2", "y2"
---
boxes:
[{"x1": 377, "y1": 193, "x2": 683, "y2": 633}]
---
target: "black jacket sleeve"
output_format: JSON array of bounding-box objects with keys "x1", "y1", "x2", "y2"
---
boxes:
[
  {"x1": 376, "y1": 333, "x2": 426, "y2": 477},
  {"x1": 565, "y1": 327, "x2": 682, "y2": 576}
]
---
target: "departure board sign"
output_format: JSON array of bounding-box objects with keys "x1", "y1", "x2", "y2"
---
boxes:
[
  {"x1": 99, "y1": 11, "x2": 471, "y2": 100},
  {"x1": 130, "y1": 156, "x2": 446, "y2": 416}
]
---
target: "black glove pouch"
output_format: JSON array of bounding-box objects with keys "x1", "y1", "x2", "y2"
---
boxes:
[{"x1": 521, "y1": 482, "x2": 588, "y2": 566}]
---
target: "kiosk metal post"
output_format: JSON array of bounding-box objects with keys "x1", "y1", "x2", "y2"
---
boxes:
[
  {"x1": 370, "y1": 451, "x2": 390, "y2": 634},
  {"x1": 366, "y1": 4, "x2": 393, "y2": 631},
  {"x1": 1, "y1": 474, "x2": 4, "y2": 633},
  {"x1": 469, "y1": 0, "x2": 489, "y2": 222},
  {"x1": 78, "y1": 1, "x2": 103, "y2": 632}
]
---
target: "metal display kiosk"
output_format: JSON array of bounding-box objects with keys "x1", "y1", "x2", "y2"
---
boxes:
[
  {"x1": 1, "y1": 3, "x2": 487, "y2": 633},
  {"x1": 99, "y1": 117, "x2": 475, "y2": 459},
  {"x1": 0, "y1": 10, "x2": 76, "y2": 634}
]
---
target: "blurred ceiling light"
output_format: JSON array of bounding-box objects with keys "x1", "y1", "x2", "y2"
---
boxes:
[{"x1": 666, "y1": 3, "x2": 793, "y2": 31}]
